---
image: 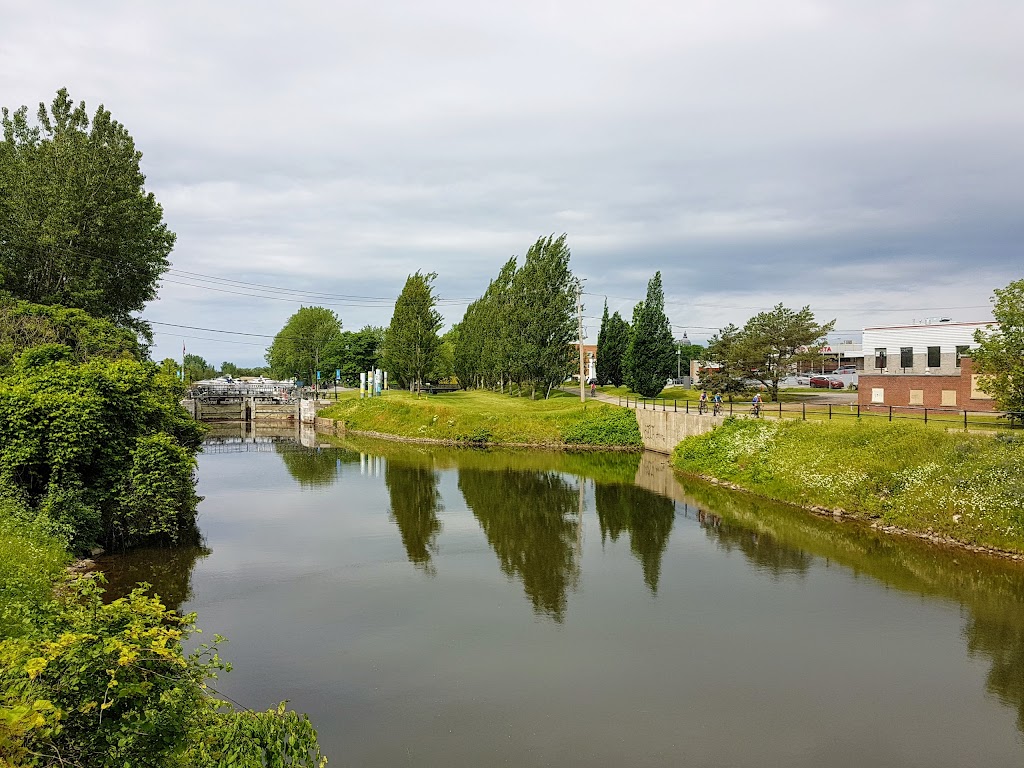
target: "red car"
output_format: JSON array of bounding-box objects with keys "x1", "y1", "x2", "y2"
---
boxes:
[{"x1": 809, "y1": 375, "x2": 845, "y2": 389}]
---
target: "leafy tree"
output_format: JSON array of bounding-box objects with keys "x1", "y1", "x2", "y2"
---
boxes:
[
  {"x1": 0, "y1": 294, "x2": 143, "y2": 375},
  {"x1": 265, "y1": 306, "x2": 343, "y2": 386},
  {"x1": 0, "y1": 89, "x2": 175, "y2": 328},
  {"x1": 700, "y1": 324, "x2": 749, "y2": 398},
  {"x1": 596, "y1": 301, "x2": 610, "y2": 382},
  {"x1": 0, "y1": 355, "x2": 203, "y2": 552},
  {"x1": 326, "y1": 325, "x2": 384, "y2": 383},
  {"x1": 507, "y1": 235, "x2": 578, "y2": 398},
  {"x1": 623, "y1": 272, "x2": 675, "y2": 397},
  {"x1": 733, "y1": 304, "x2": 835, "y2": 401},
  {"x1": 383, "y1": 271, "x2": 443, "y2": 390},
  {"x1": 183, "y1": 353, "x2": 215, "y2": 383},
  {"x1": 973, "y1": 278, "x2": 1024, "y2": 414}
]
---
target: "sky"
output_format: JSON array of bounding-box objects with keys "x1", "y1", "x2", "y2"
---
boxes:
[{"x1": 3, "y1": 1, "x2": 1022, "y2": 366}]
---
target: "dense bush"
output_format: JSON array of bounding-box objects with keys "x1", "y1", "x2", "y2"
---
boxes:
[
  {"x1": 0, "y1": 575, "x2": 326, "y2": 767},
  {"x1": 0, "y1": 353, "x2": 204, "y2": 552},
  {"x1": 673, "y1": 418, "x2": 1024, "y2": 551},
  {"x1": 562, "y1": 405, "x2": 643, "y2": 446}
]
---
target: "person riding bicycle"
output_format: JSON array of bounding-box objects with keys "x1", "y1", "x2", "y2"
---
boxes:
[
  {"x1": 751, "y1": 392, "x2": 763, "y2": 416},
  {"x1": 712, "y1": 392, "x2": 723, "y2": 414},
  {"x1": 699, "y1": 390, "x2": 708, "y2": 413}
]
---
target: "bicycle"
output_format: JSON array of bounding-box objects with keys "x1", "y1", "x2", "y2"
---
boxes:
[
  {"x1": 698, "y1": 400, "x2": 708, "y2": 415},
  {"x1": 750, "y1": 403, "x2": 762, "y2": 418},
  {"x1": 713, "y1": 401, "x2": 723, "y2": 416}
]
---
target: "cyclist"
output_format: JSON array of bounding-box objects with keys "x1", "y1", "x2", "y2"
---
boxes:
[
  {"x1": 698, "y1": 390, "x2": 708, "y2": 414},
  {"x1": 751, "y1": 392, "x2": 763, "y2": 417},
  {"x1": 712, "y1": 391, "x2": 723, "y2": 416}
]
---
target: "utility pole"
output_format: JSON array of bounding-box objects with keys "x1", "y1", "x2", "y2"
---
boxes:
[{"x1": 577, "y1": 281, "x2": 586, "y2": 402}]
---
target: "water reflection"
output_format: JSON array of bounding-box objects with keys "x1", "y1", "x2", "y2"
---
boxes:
[
  {"x1": 95, "y1": 544, "x2": 210, "y2": 612},
  {"x1": 384, "y1": 454, "x2": 443, "y2": 574},
  {"x1": 459, "y1": 468, "x2": 581, "y2": 622},
  {"x1": 275, "y1": 442, "x2": 360, "y2": 487},
  {"x1": 678, "y1": 477, "x2": 1024, "y2": 734},
  {"x1": 594, "y1": 483, "x2": 675, "y2": 592}
]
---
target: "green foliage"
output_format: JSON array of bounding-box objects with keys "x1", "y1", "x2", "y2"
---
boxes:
[
  {"x1": 973, "y1": 278, "x2": 1024, "y2": 414},
  {"x1": 0, "y1": 355, "x2": 203, "y2": 552},
  {"x1": 701, "y1": 324, "x2": 750, "y2": 396},
  {"x1": 325, "y1": 325, "x2": 384, "y2": 383},
  {"x1": 561, "y1": 405, "x2": 643, "y2": 446},
  {"x1": 706, "y1": 305, "x2": 835, "y2": 401},
  {"x1": 0, "y1": 505, "x2": 69, "y2": 639},
  {"x1": 0, "y1": 575, "x2": 326, "y2": 767},
  {"x1": 0, "y1": 89, "x2": 175, "y2": 326},
  {"x1": 596, "y1": 301, "x2": 631, "y2": 387},
  {"x1": 183, "y1": 353, "x2": 216, "y2": 383},
  {"x1": 0, "y1": 295, "x2": 143, "y2": 375},
  {"x1": 383, "y1": 271, "x2": 443, "y2": 389},
  {"x1": 266, "y1": 306, "x2": 343, "y2": 386},
  {"x1": 319, "y1": 389, "x2": 641, "y2": 447},
  {"x1": 624, "y1": 272, "x2": 675, "y2": 398},
  {"x1": 673, "y1": 418, "x2": 1024, "y2": 551}
]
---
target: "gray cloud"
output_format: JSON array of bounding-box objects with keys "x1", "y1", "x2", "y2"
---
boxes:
[{"x1": 3, "y1": 0, "x2": 1021, "y2": 363}]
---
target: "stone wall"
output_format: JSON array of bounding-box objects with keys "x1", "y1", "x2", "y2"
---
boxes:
[{"x1": 634, "y1": 409, "x2": 724, "y2": 455}]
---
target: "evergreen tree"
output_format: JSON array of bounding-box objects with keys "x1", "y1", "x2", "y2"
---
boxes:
[
  {"x1": 383, "y1": 271, "x2": 443, "y2": 390},
  {"x1": 624, "y1": 272, "x2": 675, "y2": 397},
  {"x1": 602, "y1": 311, "x2": 631, "y2": 387},
  {"x1": 596, "y1": 301, "x2": 610, "y2": 384}
]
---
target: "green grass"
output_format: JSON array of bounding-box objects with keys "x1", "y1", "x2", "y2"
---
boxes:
[
  {"x1": 0, "y1": 502, "x2": 70, "y2": 637},
  {"x1": 318, "y1": 389, "x2": 643, "y2": 447},
  {"x1": 672, "y1": 418, "x2": 1024, "y2": 552}
]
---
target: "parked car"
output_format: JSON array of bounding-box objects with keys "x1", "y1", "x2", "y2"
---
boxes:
[
  {"x1": 809, "y1": 375, "x2": 845, "y2": 389},
  {"x1": 795, "y1": 375, "x2": 811, "y2": 386},
  {"x1": 834, "y1": 366, "x2": 858, "y2": 375}
]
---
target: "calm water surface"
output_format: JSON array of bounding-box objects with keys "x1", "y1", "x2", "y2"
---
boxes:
[{"x1": 100, "y1": 426, "x2": 1024, "y2": 767}]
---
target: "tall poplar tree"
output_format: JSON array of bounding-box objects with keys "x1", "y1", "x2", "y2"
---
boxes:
[
  {"x1": 624, "y1": 272, "x2": 675, "y2": 397},
  {"x1": 601, "y1": 311, "x2": 631, "y2": 387},
  {"x1": 596, "y1": 301, "x2": 610, "y2": 384},
  {"x1": 384, "y1": 271, "x2": 443, "y2": 390}
]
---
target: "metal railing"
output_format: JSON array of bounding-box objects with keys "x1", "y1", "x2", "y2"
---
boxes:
[{"x1": 617, "y1": 395, "x2": 1023, "y2": 431}]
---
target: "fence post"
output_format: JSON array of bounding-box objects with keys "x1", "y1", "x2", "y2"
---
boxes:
[
  {"x1": 802, "y1": 402, "x2": 806, "y2": 420},
  {"x1": 686, "y1": 400, "x2": 689, "y2": 414},
  {"x1": 829, "y1": 403, "x2": 832, "y2": 420},
  {"x1": 674, "y1": 399, "x2": 677, "y2": 412},
  {"x1": 924, "y1": 408, "x2": 928, "y2": 424},
  {"x1": 779, "y1": 400, "x2": 782, "y2": 418},
  {"x1": 730, "y1": 401, "x2": 733, "y2": 416},
  {"x1": 857, "y1": 403, "x2": 860, "y2": 419},
  {"x1": 964, "y1": 410, "x2": 968, "y2": 430},
  {"x1": 889, "y1": 405, "x2": 893, "y2": 422}
]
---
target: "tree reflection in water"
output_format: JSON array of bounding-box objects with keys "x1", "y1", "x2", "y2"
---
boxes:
[
  {"x1": 695, "y1": 508, "x2": 812, "y2": 579},
  {"x1": 594, "y1": 484, "x2": 675, "y2": 593},
  {"x1": 95, "y1": 541, "x2": 210, "y2": 612},
  {"x1": 384, "y1": 457, "x2": 443, "y2": 575},
  {"x1": 459, "y1": 468, "x2": 580, "y2": 622},
  {"x1": 276, "y1": 442, "x2": 358, "y2": 487}
]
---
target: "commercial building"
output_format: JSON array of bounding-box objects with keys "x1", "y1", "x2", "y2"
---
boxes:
[{"x1": 862, "y1": 320, "x2": 992, "y2": 375}]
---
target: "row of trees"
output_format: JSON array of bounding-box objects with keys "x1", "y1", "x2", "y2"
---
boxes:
[
  {"x1": 263, "y1": 306, "x2": 384, "y2": 385},
  {"x1": 450, "y1": 234, "x2": 578, "y2": 398}
]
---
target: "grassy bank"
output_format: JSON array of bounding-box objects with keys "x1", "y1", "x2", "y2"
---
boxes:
[
  {"x1": 318, "y1": 389, "x2": 643, "y2": 447},
  {"x1": 672, "y1": 418, "x2": 1024, "y2": 553}
]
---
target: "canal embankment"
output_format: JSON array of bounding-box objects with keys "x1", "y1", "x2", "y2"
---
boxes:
[{"x1": 671, "y1": 417, "x2": 1024, "y2": 557}]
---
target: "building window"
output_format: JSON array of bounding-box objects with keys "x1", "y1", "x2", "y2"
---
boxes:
[
  {"x1": 909, "y1": 389, "x2": 924, "y2": 405},
  {"x1": 875, "y1": 348, "x2": 887, "y2": 370},
  {"x1": 900, "y1": 347, "x2": 914, "y2": 369},
  {"x1": 927, "y1": 346, "x2": 940, "y2": 368},
  {"x1": 956, "y1": 345, "x2": 970, "y2": 367},
  {"x1": 871, "y1": 388, "x2": 884, "y2": 404},
  {"x1": 942, "y1": 390, "x2": 957, "y2": 407}
]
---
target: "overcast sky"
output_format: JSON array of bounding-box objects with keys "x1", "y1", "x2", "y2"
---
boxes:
[{"x1": 4, "y1": 1, "x2": 1022, "y2": 366}]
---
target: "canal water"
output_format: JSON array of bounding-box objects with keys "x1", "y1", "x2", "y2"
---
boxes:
[{"x1": 100, "y1": 427, "x2": 1024, "y2": 767}]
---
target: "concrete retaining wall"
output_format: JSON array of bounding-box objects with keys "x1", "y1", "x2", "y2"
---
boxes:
[{"x1": 635, "y1": 409, "x2": 724, "y2": 455}]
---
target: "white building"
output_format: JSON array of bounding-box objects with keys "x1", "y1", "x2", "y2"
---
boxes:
[{"x1": 862, "y1": 320, "x2": 993, "y2": 375}]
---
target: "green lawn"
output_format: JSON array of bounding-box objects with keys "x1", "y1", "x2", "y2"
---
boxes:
[
  {"x1": 318, "y1": 389, "x2": 643, "y2": 447},
  {"x1": 673, "y1": 418, "x2": 1024, "y2": 552}
]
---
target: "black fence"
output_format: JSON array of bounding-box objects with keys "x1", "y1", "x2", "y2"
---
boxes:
[{"x1": 618, "y1": 395, "x2": 1023, "y2": 431}]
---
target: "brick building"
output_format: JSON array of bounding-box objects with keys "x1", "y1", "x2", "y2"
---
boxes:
[{"x1": 858, "y1": 357, "x2": 996, "y2": 412}]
